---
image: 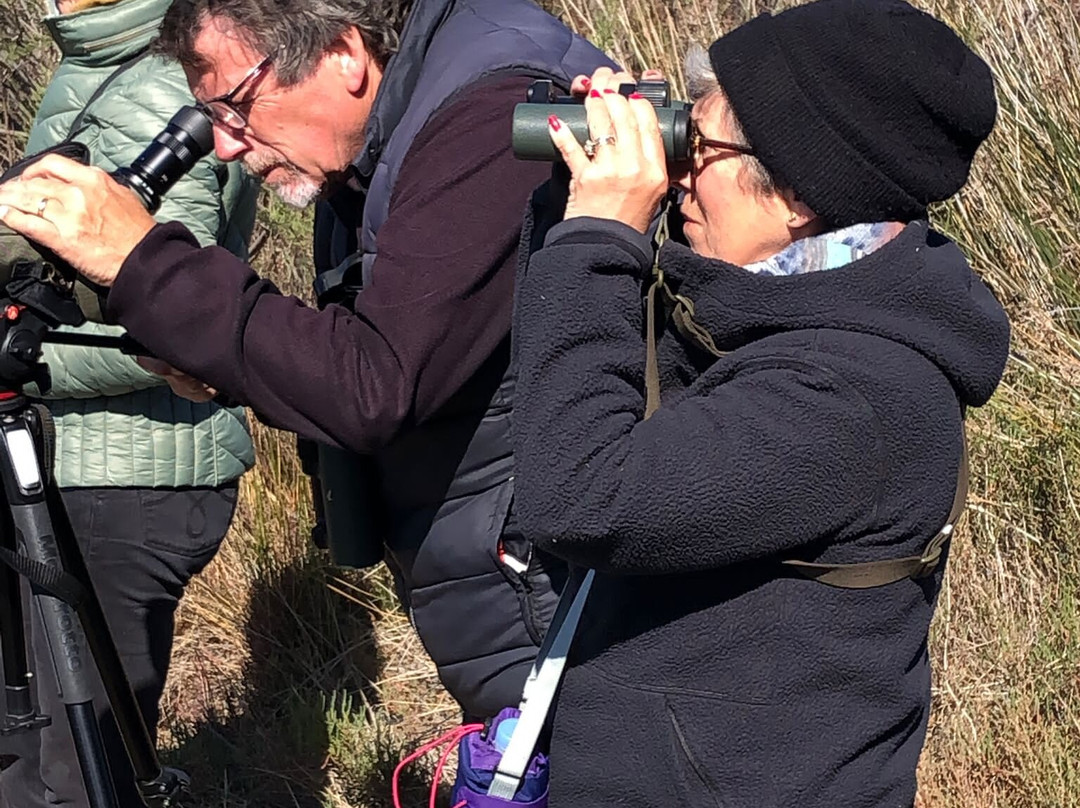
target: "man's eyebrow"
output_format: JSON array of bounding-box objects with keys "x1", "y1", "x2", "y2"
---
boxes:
[{"x1": 189, "y1": 72, "x2": 217, "y2": 103}]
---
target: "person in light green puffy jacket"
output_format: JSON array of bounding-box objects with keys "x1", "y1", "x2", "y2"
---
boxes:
[{"x1": 0, "y1": 0, "x2": 257, "y2": 805}]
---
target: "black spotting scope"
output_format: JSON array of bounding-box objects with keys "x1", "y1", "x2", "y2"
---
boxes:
[
  {"x1": 111, "y1": 104, "x2": 215, "y2": 213},
  {"x1": 511, "y1": 79, "x2": 692, "y2": 163},
  {"x1": 0, "y1": 104, "x2": 216, "y2": 391}
]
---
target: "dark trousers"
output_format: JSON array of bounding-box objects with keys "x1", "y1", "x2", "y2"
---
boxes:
[{"x1": 0, "y1": 485, "x2": 237, "y2": 807}]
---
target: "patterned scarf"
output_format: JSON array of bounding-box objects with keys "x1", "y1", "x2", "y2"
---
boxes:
[{"x1": 742, "y1": 222, "x2": 902, "y2": 276}]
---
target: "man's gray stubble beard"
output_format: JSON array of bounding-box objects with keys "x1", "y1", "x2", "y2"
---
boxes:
[{"x1": 241, "y1": 156, "x2": 324, "y2": 209}]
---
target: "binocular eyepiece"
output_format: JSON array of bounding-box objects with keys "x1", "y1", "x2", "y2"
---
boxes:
[
  {"x1": 112, "y1": 104, "x2": 215, "y2": 213},
  {"x1": 511, "y1": 79, "x2": 692, "y2": 163}
]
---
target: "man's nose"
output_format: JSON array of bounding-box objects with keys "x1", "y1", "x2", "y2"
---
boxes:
[{"x1": 212, "y1": 124, "x2": 250, "y2": 162}]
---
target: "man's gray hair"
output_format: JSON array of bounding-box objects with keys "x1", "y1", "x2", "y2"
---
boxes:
[
  {"x1": 684, "y1": 43, "x2": 777, "y2": 196},
  {"x1": 156, "y1": 0, "x2": 414, "y2": 86}
]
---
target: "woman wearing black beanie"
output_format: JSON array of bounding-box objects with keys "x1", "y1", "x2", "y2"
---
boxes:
[{"x1": 512, "y1": 1, "x2": 1010, "y2": 806}]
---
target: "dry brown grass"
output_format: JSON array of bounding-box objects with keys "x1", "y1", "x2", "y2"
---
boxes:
[{"x1": 1, "y1": 0, "x2": 1078, "y2": 805}]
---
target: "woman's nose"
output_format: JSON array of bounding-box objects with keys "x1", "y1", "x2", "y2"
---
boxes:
[{"x1": 671, "y1": 165, "x2": 693, "y2": 192}]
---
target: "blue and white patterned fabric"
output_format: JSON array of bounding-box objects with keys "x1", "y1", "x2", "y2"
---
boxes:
[{"x1": 744, "y1": 222, "x2": 900, "y2": 276}]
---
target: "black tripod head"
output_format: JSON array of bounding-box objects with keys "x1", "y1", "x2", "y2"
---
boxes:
[{"x1": 0, "y1": 104, "x2": 215, "y2": 395}]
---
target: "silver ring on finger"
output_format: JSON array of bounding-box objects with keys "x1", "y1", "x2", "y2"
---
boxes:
[
  {"x1": 583, "y1": 133, "x2": 617, "y2": 159},
  {"x1": 35, "y1": 196, "x2": 48, "y2": 217}
]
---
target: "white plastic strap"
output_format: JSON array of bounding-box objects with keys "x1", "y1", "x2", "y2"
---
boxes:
[{"x1": 486, "y1": 568, "x2": 595, "y2": 800}]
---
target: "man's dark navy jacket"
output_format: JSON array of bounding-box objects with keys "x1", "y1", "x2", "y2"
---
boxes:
[{"x1": 104, "y1": 0, "x2": 612, "y2": 718}]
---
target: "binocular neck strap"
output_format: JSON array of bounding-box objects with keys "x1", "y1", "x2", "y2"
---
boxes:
[
  {"x1": 781, "y1": 429, "x2": 969, "y2": 588},
  {"x1": 643, "y1": 203, "x2": 726, "y2": 419}
]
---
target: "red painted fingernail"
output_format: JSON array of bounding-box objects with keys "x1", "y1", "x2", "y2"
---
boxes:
[
  {"x1": 548, "y1": 114, "x2": 561, "y2": 131},
  {"x1": 589, "y1": 89, "x2": 601, "y2": 98},
  {"x1": 582, "y1": 78, "x2": 591, "y2": 88},
  {"x1": 629, "y1": 92, "x2": 644, "y2": 99},
  {"x1": 603, "y1": 88, "x2": 615, "y2": 94}
]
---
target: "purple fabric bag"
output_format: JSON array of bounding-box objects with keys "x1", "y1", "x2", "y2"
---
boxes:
[{"x1": 450, "y1": 708, "x2": 549, "y2": 807}]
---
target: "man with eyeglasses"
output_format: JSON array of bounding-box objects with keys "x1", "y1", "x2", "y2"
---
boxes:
[
  {"x1": 0, "y1": 1, "x2": 258, "y2": 807},
  {"x1": 0, "y1": 0, "x2": 613, "y2": 729}
]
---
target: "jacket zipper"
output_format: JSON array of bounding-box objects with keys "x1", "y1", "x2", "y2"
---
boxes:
[{"x1": 80, "y1": 19, "x2": 159, "y2": 53}]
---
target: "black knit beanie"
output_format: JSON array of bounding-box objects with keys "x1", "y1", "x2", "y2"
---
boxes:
[{"x1": 707, "y1": 0, "x2": 997, "y2": 227}]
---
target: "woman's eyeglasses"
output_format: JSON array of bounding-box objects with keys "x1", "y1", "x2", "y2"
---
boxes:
[
  {"x1": 688, "y1": 120, "x2": 755, "y2": 172},
  {"x1": 201, "y1": 53, "x2": 274, "y2": 131}
]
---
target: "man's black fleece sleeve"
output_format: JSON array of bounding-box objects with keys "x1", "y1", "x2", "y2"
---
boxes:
[{"x1": 106, "y1": 75, "x2": 550, "y2": 452}]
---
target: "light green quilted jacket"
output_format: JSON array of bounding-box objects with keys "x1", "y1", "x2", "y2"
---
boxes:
[{"x1": 25, "y1": 0, "x2": 257, "y2": 488}]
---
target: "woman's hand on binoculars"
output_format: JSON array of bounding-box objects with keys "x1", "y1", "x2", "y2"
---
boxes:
[
  {"x1": 0, "y1": 154, "x2": 155, "y2": 288},
  {"x1": 549, "y1": 68, "x2": 669, "y2": 234},
  {"x1": 569, "y1": 68, "x2": 665, "y2": 96}
]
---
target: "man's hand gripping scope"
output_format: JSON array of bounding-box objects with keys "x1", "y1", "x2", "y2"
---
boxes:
[
  {"x1": 0, "y1": 104, "x2": 214, "y2": 288},
  {"x1": 0, "y1": 105, "x2": 216, "y2": 396}
]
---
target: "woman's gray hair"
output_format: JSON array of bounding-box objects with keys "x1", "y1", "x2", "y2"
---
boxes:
[
  {"x1": 156, "y1": 0, "x2": 413, "y2": 86},
  {"x1": 684, "y1": 43, "x2": 777, "y2": 196}
]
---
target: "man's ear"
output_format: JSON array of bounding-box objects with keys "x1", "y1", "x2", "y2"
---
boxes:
[{"x1": 330, "y1": 27, "x2": 373, "y2": 95}]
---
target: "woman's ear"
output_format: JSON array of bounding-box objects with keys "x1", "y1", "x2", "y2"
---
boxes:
[{"x1": 780, "y1": 187, "x2": 822, "y2": 234}]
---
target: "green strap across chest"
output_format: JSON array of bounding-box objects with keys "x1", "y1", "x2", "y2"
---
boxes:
[
  {"x1": 641, "y1": 215, "x2": 967, "y2": 589},
  {"x1": 779, "y1": 433, "x2": 967, "y2": 588}
]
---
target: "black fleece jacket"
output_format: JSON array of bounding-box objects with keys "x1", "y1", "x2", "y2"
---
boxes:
[{"x1": 513, "y1": 215, "x2": 1010, "y2": 808}]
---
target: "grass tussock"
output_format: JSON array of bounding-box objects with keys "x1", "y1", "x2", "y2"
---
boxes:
[
  {"x1": 1, "y1": 0, "x2": 1078, "y2": 805},
  {"x1": 159, "y1": 416, "x2": 455, "y2": 807}
]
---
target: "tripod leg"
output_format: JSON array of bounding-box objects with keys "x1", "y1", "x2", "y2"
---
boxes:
[
  {"x1": 16, "y1": 403, "x2": 187, "y2": 808},
  {"x1": 44, "y1": 483, "x2": 172, "y2": 790},
  {"x1": 0, "y1": 535, "x2": 34, "y2": 726},
  {"x1": 0, "y1": 497, "x2": 49, "y2": 735},
  {"x1": 0, "y1": 402, "x2": 189, "y2": 807},
  {"x1": 65, "y1": 702, "x2": 119, "y2": 807},
  {"x1": 3, "y1": 485, "x2": 119, "y2": 808}
]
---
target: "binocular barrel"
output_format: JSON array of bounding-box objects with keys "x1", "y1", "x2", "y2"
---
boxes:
[{"x1": 511, "y1": 103, "x2": 692, "y2": 163}]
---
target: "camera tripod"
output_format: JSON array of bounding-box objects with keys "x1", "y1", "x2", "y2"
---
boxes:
[
  {"x1": 0, "y1": 315, "x2": 188, "y2": 807},
  {"x1": 0, "y1": 101, "x2": 216, "y2": 807}
]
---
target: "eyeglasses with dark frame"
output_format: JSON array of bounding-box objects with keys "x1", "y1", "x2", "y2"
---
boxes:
[
  {"x1": 688, "y1": 119, "x2": 755, "y2": 171},
  {"x1": 201, "y1": 53, "x2": 275, "y2": 131}
]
